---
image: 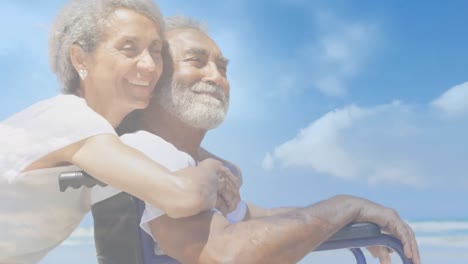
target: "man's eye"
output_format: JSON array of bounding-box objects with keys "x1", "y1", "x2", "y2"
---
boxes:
[
  {"x1": 185, "y1": 57, "x2": 205, "y2": 67},
  {"x1": 188, "y1": 57, "x2": 202, "y2": 62},
  {"x1": 123, "y1": 45, "x2": 135, "y2": 51}
]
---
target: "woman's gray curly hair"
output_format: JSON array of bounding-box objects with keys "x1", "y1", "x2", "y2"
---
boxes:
[{"x1": 49, "y1": 0, "x2": 164, "y2": 94}]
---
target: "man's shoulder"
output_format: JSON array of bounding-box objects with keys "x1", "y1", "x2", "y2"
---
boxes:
[
  {"x1": 120, "y1": 130, "x2": 195, "y2": 170},
  {"x1": 121, "y1": 130, "x2": 166, "y2": 145},
  {"x1": 120, "y1": 130, "x2": 178, "y2": 153}
]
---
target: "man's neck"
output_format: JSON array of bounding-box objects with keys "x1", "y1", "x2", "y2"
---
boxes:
[{"x1": 138, "y1": 104, "x2": 207, "y2": 158}]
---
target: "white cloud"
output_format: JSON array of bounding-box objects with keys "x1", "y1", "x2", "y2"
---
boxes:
[
  {"x1": 264, "y1": 9, "x2": 380, "y2": 99},
  {"x1": 266, "y1": 105, "x2": 371, "y2": 178},
  {"x1": 409, "y1": 221, "x2": 468, "y2": 233},
  {"x1": 309, "y1": 14, "x2": 378, "y2": 97},
  {"x1": 368, "y1": 165, "x2": 423, "y2": 186},
  {"x1": 264, "y1": 82, "x2": 468, "y2": 187},
  {"x1": 432, "y1": 81, "x2": 468, "y2": 117},
  {"x1": 264, "y1": 103, "x2": 422, "y2": 186},
  {"x1": 220, "y1": 6, "x2": 381, "y2": 106},
  {"x1": 262, "y1": 153, "x2": 274, "y2": 170}
]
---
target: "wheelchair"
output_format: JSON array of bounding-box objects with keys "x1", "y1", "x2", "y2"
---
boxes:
[{"x1": 59, "y1": 171, "x2": 413, "y2": 264}]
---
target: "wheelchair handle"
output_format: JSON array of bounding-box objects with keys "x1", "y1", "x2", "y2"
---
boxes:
[{"x1": 59, "y1": 171, "x2": 107, "y2": 192}]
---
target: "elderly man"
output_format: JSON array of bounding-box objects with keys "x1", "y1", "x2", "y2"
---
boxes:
[{"x1": 93, "y1": 16, "x2": 421, "y2": 264}]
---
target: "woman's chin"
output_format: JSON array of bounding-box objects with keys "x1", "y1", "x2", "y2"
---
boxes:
[
  {"x1": 128, "y1": 99, "x2": 151, "y2": 110},
  {"x1": 123, "y1": 91, "x2": 154, "y2": 110}
]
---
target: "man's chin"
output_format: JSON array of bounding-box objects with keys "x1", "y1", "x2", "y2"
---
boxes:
[{"x1": 182, "y1": 114, "x2": 226, "y2": 130}]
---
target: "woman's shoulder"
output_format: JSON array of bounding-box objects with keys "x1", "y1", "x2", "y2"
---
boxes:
[
  {"x1": 26, "y1": 93, "x2": 85, "y2": 107},
  {"x1": 40, "y1": 93, "x2": 87, "y2": 109},
  {"x1": 3, "y1": 94, "x2": 85, "y2": 121},
  {"x1": 0, "y1": 94, "x2": 116, "y2": 182},
  {"x1": 46, "y1": 94, "x2": 115, "y2": 133},
  {"x1": 3, "y1": 93, "x2": 115, "y2": 136}
]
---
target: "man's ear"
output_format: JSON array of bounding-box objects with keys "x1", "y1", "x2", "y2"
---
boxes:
[{"x1": 69, "y1": 44, "x2": 88, "y2": 73}]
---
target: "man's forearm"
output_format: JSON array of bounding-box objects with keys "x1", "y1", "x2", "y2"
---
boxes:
[
  {"x1": 205, "y1": 195, "x2": 364, "y2": 263},
  {"x1": 153, "y1": 194, "x2": 419, "y2": 264},
  {"x1": 245, "y1": 202, "x2": 296, "y2": 220}
]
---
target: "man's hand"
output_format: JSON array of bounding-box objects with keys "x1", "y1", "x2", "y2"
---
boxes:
[
  {"x1": 367, "y1": 246, "x2": 392, "y2": 264},
  {"x1": 356, "y1": 199, "x2": 421, "y2": 264}
]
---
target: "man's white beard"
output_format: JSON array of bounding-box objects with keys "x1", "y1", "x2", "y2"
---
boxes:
[{"x1": 155, "y1": 80, "x2": 229, "y2": 130}]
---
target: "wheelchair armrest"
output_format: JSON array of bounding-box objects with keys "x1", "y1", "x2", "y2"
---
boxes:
[
  {"x1": 58, "y1": 171, "x2": 107, "y2": 192},
  {"x1": 315, "y1": 222, "x2": 414, "y2": 264},
  {"x1": 327, "y1": 222, "x2": 381, "y2": 241}
]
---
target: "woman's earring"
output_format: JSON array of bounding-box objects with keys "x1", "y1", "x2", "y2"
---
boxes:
[{"x1": 78, "y1": 69, "x2": 88, "y2": 80}]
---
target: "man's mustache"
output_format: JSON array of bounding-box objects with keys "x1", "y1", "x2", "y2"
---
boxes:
[{"x1": 190, "y1": 82, "x2": 227, "y2": 103}]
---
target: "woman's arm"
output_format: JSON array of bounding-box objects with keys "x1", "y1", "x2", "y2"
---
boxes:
[{"x1": 68, "y1": 134, "x2": 222, "y2": 218}]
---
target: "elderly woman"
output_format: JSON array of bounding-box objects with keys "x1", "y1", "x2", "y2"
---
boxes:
[{"x1": 0, "y1": 0, "x2": 236, "y2": 263}]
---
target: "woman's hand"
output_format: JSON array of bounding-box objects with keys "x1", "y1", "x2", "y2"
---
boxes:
[
  {"x1": 171, "y1": 158, "x2": 225, "y2": 216},
  {"x1": 215, "y1": 166, "x2": 241, "y2": 215},
  {"x1": 168, "y1": 158, "x2": 240, "y2": 217}
]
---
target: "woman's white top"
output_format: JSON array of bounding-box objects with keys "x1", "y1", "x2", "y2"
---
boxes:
[
  {"x1": 112, "y1": 131, "x2": 247, "y2": 243},
  {"x1": 0, "y1": 94, "x2": 116, "y2": 264}
]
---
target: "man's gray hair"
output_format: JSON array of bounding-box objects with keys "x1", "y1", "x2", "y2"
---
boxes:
[
  {"x1": 49, "y1": 0, "x2": 164, "y2": 94},
  {"x1": 164, "y1": 16, "x2": 208, "y2": 34}
]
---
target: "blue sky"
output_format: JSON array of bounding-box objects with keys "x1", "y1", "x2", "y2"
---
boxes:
[{"x1": 1, "y1": 0, "x2": 468, "y2": 230}]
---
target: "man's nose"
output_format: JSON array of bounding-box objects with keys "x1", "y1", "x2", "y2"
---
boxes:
[{"x1": 201, "y1": 62, "x2": 223, "y2": 86}]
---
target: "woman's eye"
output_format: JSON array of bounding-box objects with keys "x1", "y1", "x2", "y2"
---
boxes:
[{"x1": 121, "y1": 44, "x2": 138, "y2": 56}]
